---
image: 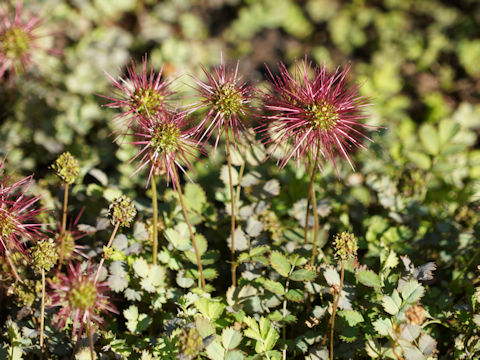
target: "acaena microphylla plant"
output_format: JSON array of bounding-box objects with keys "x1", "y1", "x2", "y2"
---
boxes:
[
  {"x1": 0, "y1": 0, "x2": 58, "y2": 82},
  {"x1": 261, "y1": 59, "x2": 375, "y2": 265},
  {"x1": 49, "y1": 262, "x2": 118, "y2": 354},
  {"x1": 191, "y1": 57, "x2": 257, "y2": 287},
  {"x1": 101, "y1": 55, "x2": 174, "y2": 131},
  {"x1": 127, "y1": 109, "x2": 206, "y2": 290},
  {"x1": 0, "y1": 156, "x2": 43, "y2": 282}
]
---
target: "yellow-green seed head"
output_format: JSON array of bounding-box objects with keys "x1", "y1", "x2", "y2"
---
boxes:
[
  {"x1": 132, "y1": 88, "x2": 165, "y2": 116},
  {"x1": 150, "y1": 122, "x2": 180, "y2": 155},
  {"x1": 211, "y1": 83, "x2": 244, "y2": 117},
  {"x1": 56, "y1": 231, "x2": 75, "y2": 260},
  {"x1": 108, "y1": 195, "x2": 136, "y2": 227},
  {"x1": 51, "y1": 152, "x2": 80, "y2": 185},
  {"x1": 334, "y1": 232, "x2": 358, "y2": 261},
  {"x1": 1, "y1": 27, "x2": 31, "y2": 60},
  {"x1": 30, "y1": 239, "x2": 58, "y2": 272},
  {"x1": 306, "y1": 101, "x2": 339, "y2": 131},
  {"x1": 68, "y1": 279, "x2": 98, "y2": 311},
  {"x1": 0, "y1": 210, "x2": 18, "y2": 239}
]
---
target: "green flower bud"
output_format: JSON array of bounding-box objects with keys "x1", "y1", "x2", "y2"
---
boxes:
[
  {"x1": 333, "y1": 232, "x2": 358, "y2": 262},
  {"x1": 30, "y1": 239, "x2": 58, "y2": 271},
  {"x1": 51, "y1": 152, "x2": 80, "y2": 184},
  {"x1": 108, "y1": 195, "x2": 136, "y2": 227}
]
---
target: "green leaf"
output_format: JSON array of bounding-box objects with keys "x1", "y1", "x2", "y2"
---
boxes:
[
  {"x1": 225, "y1": 350, "x2": 244, "y2": 360},
  {"x1": 439, "y1": 119, "x2": 460, "y2": 144},
  {"x1": 419, "y1": 123, "x2": 440, "y2": 155},
  {"x1": 401, "y1": 279, "x2": 425, "y2": 304},
  {"x1": 195, "y1": 316, "x2": 216, "y2": 339},
  {"x1": 222, "y1": 327, "x2": 243, "y2": 350},
  {"x1": 183, "y1": 182, "x2": 207, "y2": 213},
  {"x1": 356, "y1": 269, "x2": 382, "y2": 288},
  {"x1": 372, "y1": 318, "x2": 392, "y2": 336},
  {"x1": 290, "y1": 269, "x2": 317, "y2": 281},
  {"x1": 285, "y1": 289, "x2": 304, "y2": 302},
  {"x1": 382, "y1": 295, "x2": 400, "y2": 315},
  {"x1": 406, "y1": 151, "x2": 431, "y2": 170},
  {"x1": 270, "y1": 251, "x2": 291, "y2": 277},
  {"x1": 264, "y1": 280, "x2": 285, "y2": 295},
  {"x1": 338, "y1": 310, "x2": 364, "y2": 327},
  {"x1": 132, "y1": 258, "x2": 149, "y2": 278},
  {"x1": 165, "y1": 223, "x2": 191, "y2": 251},
  {"x1": 206, "y1": 340, "x2": 225, "y2": 360},
  {"x1": 195, "y1": 298, "x2": 226, "y2": 322},
  {"x1": 324, "y1": 267, "x2": 340, "y2": 286}
]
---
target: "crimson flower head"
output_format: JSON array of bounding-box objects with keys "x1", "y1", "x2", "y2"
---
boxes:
[
  {"x1": 0, "y1": 0, "x2": 58, "y2": 82},
  {"x1": 128, "y1": 109, "x2": 199, "y2": 187},
  {"x1": 261, "y1": 59, "x2": 375, "y2": 171},
  {"x1": 102, "y1": 55, "x2": 174, "y2": 130},
  {"x1": 191, "y1": 57, "x2": 257, "y2": 149},
  {"x1": 49, "y1": 262, "x2": 118, "y2": 340},
  {"x1": 0, "y1": 157, "x2": 43, "y2": 254}
]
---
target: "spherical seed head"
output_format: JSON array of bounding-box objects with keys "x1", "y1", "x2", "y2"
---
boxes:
[
  {"x1": 108, "y1": 195, "x2": 136, "y2": 227},
  {"x1": 191, "y1": 58, "x2": 257, "y2": 150},
  {"x1": 68, "y1": 279, "x2": 97, "y2": 311},
  {"x1": 51, "y1": 152, "x2": 80, "y2": 185},
  {"x1": 261, "y1": 59, "x2": 376, "y2": 171},
  {"x1": 333, "y1": 232, "x2": 358, "y2": 261},
  {"x1": 133, "y1": 87, "x2": 165, "y2": 116},
  {"x1": 150, "y1": 122, "x2": 180, "y2": 154},
  {"x1": 30, "y1": 238, "x2": 58, "y2": 271}
]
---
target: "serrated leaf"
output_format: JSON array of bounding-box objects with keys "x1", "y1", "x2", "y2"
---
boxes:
[
  {"x1": 356, "y1": 269, "x2": 382, "y2": 288},
  {"x1": 419, "y1": 123, "x2": 440, "y2": 155},
  {"x1": 270, "y1": 251, "x2": 291, "y2": 277},
  {"x1": 165, "y1": 223, "x2": 191, "y2": 251},
  {"x1": 196, "y1": 316, "x2": 216, "y2": 339},
  {"x1": 206, "y1": 340, "x2": 225, "y2": 360},
  {"x1": 132, "y1": 258, "x2": 149, "y2": 278},
  {"x1": 246, "y1": 218, "x2": 263, "y2": 237},
  {"x1": 401, "y1": 279, "x2": 425, "y2": 304},
  {"x1": 290, "y1": 269, "x2": 317, "y2": 282},
  {"x1": 176, "y1": 270, "x2": 194, "y2": 288},
  {"x1": 184, "y1": 182, "x2": 207, "y2": 213},
  {"x1": 225, "y1": 350, "x2": 244, "y2": 360},
  {"x1": 372, "y1": 318, "x2": 392, "y2": 336},
  {"x1": 263, "y1": 179, "x2": 280, "y2": 197},
  {"x1": 285, "y1": 289, "x2": 304, "y2": 302},
  {"x1": 382, "y1": 295, "x2": 400, "y2": 315},
  {"x1": 222, "y1": 327, "x2": 243, "y2": 350},
  {"x1": 406, "y1": 151, "x2": 431, "y2": 170},
  {"x1": 324, "y1": 267, "x2": 340, "y2": 286},
  {"x1": 264, "y1": 280, "x2": 285, "y2": 295},
  {"x1": 195, "y1": 298, "x2": 226, "y2": 322},
  {"x1": 338, "y1": 310, "x2": 364, "y2": 327},
  {"x1": 418, "y1": 333, "x2": 436, "y2": 355},
  {"x1": 220, "y1": 165, "x2": 239, "y2": 186}
]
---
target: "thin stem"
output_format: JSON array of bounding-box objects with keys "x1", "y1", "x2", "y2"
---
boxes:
[
  {"x1": 151, "y1": 174, "x2": 158, "y2": 265},
  {"x1": 93, "y1": 222, "x2": 120, "y2": 285},
  {"x1": 225, "y1": 131, "x2": 237, "y2": 287},
  {"x1": 40, "y1": 268, "x2": 45, "y2": 354},
  {"x1": 87, "y1": 320, "x2": 94, "y2": 360},
  {"x1": 172, "y1": 166, "x2": 206, "y2": 291},
  {"x1": 235, "y1": 161, "x2": 245, "y2": 214},
  {"x1": 329, "y1": 262, "x2": 345, "y2": 360},
  {"x1": 58, "y1": 182, "x2": 70, "y2": 271},
  {"x1": 304, "y1": 159, "x2": 313, "y2": 244},
  {"x1": 308, "y1": 149, "x2": 320, "y2": 266},
  {"x1": 5, "y1": 248, "x2": 21, "y2": 282},
  {"x1": 392, "y1": 337, "x2": 402, "y2": 360}
]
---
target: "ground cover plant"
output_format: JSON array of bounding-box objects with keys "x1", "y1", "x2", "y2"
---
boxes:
[{"x1": 1, "y1": 0, "x2": 480, "y2": 359}]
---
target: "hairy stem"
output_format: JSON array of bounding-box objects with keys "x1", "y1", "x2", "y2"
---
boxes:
[
  {"x1": 5, "y1": 248, "x2": 20, "y2": 282},
  {"x1": 57, "y1": 182, "x2": 70, "y2": 271},
  {"x1": 40, "y1": 268, "x2": 45, "y2": 354},
  {"x1": 172, "y1": 166, "x2": 206, "y2": 291},
  {"x1": 225, "y1": 131, "x2": 237, "y2": 287},
  {"x1": 304, "y1": 159, "x2": 313, "y2": 244},
  {"x1": 151, "y1": 173, "x2": 158, "y2": 265},
  {"x1": 325, "y1": 262, "x2": 344, "y2": 360},
  {"x1": 93, "y1": 221, "x2": 120, "y2": 284},
  {"x1": 87, "y1": 320, "x2": 94, "y2": 360},
  {"x1": 308, "y1": 148, "x2": 320, "y2": 266}
]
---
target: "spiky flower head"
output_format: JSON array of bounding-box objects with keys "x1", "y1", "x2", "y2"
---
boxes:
[
  {"x1": 333, "y1": 232, "x2": 358, "y2": 261},
  {"x1": 30, "y1": 238, "x2": 57, "y2": 271},
  {"x1": 191, "y1": 57, "x2": 257, "y2": 149},
  {"x1": 261, "y1": 59, "x2": 375, "y2": 171},
  {"x1": 49, "y1": 262, "x2": 118, "y2": 339},
  {"x1": 102, "y1": 55, "x2": 173, "y2": 130},
  {"x1": 128, "y1": 109, "x2": 199, "y2": 187},
  {"x1": 0, "y1": 157, "x2": 43, "y2": 254},
  {"x1": 0, "y1": 0, "x2": 58, "y2": 82},
  {"x1": 51, "y1": 152, "x2": 80, "y2": 185},
  {"x1": 108, "y1": 195, "x2": 136, "y2": 227}
]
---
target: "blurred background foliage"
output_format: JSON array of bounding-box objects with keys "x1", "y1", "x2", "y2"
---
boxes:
[{"x1": 1, "y1": 0, "x2": 480, "y2": 357}]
